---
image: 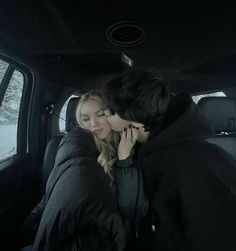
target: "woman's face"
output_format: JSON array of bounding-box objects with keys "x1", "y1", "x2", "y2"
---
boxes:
[{"x1": 80, "y1": 98, "x2": 112, "y2": 140}]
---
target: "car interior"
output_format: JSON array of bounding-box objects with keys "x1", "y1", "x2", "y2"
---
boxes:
[{"x1": 1, "y1": 1, "x2": 236, "y2": 250}]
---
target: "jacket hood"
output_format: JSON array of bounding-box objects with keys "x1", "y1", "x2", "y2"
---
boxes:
[{"x1": 142, "y1": 93, "x2": 214, "y2": 153}]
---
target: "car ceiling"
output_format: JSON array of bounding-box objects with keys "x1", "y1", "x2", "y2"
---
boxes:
[{"x1": 1, "y1": 1, "x2": 236, "y2": 93}]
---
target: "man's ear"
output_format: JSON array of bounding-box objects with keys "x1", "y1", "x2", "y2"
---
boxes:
[{"x1": 131, "y1": 121, "x2": 144, "y2": 128}]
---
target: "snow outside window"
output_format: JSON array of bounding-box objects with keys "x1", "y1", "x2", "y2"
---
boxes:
[
  {"x1": 0, "y1": 59, "x2": 9, "y2": 85},
  {"x1": 0, "y1": 69, "x2": 24, "y2": 161}
]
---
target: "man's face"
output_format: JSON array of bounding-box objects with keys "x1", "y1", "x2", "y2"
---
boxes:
[{"x1": 104, "y1": 109, "x2": 130, "y2": 132}]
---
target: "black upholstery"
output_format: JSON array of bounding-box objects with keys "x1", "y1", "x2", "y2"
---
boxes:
[
  {"x1": 41, "y1": 136, "x2": 62, "y2": 193},
  {"x1": 198, "y1": 96, "x2": 236, "y2": 162},
  {"x1": 40, "y1": 97, "x2": 80, "y2": 194},
  {"x1": 207, "y1": 137, "x2": 236, "y2": 160},
  {"x1": 198, "y1": 97, "x2": 236, "y2": 134}
]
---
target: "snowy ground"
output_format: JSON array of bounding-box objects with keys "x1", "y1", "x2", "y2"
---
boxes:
[
  {"x1": 0, "y1": 124, "x2": 17, "y2": 160},
  {"x1": 0, "y1": 119, "x2": 65, "y2": 161}
]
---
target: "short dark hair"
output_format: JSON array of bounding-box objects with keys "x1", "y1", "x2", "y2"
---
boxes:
[{"x1": 102, "y1": 69, "x2": 171, "y2": 127}]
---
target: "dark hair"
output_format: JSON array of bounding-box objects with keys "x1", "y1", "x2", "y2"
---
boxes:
[{"x1": 102, "y1": 69, "x2": 171, "y2": 127}]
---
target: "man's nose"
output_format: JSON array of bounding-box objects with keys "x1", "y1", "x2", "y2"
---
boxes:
[{"x1": 106, "y1": 116, "x2": 111, "y2": 124}]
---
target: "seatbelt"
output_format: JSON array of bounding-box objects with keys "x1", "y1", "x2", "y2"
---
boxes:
[{"x1": 45, "y1": 104, "x2": 54, "y2": 144}]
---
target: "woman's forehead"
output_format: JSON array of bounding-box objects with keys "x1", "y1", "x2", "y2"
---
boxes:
[{"x1": 80, "y1": 98, "x2": 104, "y2": 114}]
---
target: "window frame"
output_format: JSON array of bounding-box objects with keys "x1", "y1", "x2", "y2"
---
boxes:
[{"x1": 0, "y1": 55, "x2": 34, "y2": 162}]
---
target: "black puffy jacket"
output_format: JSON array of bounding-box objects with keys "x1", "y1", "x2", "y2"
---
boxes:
[
  {"x1": 30, "y1": 127, "x2": 126, "y2": 251},
  {"x1": 21, "y1": 126, "x2": 151, "y2": 250}
]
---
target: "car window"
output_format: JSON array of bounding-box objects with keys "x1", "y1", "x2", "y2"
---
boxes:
[
  {"x1": 59, "y1": 94, "x2": 78, "y2": 132},
  {"x1": 0, "y1": 59, "x2": 9, "y2": 84},
  {"x1": 192, "y1": 91, "x2": 226, "y2": 104},
  {"x1": 0, "y1": 69, "x2": 24, "y2": 161}
]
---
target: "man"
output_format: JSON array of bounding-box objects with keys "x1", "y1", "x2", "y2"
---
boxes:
[{"x1": 102, "y1": 69, "x2": 236, "y2": 251}]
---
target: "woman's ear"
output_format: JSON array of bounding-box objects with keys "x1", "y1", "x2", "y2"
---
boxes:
[{"x1": 130, "y1": 121, "x2": 144, "y2": 128}]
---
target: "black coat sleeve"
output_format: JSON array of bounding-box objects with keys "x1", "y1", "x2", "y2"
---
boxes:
[
  {"x1": 152, "y1": 142, "x2": 236, "y2": 251},
  {"x1": 177, "y1": 146, "x2": 236, "y2": 251},
  {"x1": 113, "y1": 156, "x2": 149, "y2": 228}
]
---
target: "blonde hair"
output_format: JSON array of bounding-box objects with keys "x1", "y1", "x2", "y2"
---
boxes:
[{"x1": 76, "y1": 90, "x2": 120, "y2": 177}]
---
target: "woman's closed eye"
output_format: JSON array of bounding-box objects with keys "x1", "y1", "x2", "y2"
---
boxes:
[{"x1": 81, "y1": 117, "x2": 89, "y2": 122}]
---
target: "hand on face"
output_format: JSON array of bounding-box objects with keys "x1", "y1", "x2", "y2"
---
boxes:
[{"x1": 118, "y1": 125, "x2": 139, "y2": 160}]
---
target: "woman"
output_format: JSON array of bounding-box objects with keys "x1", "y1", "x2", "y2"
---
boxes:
[
  {"x1": 76, "y1": 90, "x2": 150, "y2": 249},
  {"x1": 20, "y1": 90, "x2": 149, "y2": 251}
]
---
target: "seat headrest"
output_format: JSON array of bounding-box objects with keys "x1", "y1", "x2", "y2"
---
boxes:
[
  {"x1": 65, "y1": 97, "x2": 80, "y2": 132},
  {"x1": 198, "y1": 97, "x2": 236, "y2": 134}
]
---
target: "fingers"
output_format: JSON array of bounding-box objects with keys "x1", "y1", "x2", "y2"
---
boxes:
[
  {"x1": 118, "y1": 125, "x2": 139, "y2": 160},
  {"x1": 126, "y1": 125, "x2": 132, "y2": 141},
  {"x1": 121, "y1": 125, "x2": 139, "y2": 144},
  {"x1": 120, "y1": 128, "x2": 128, "y2": 145},
  {"x1": 130, "y1": 125, "x2": 139, "y2": 144},
  {"x1": 131, "y1": 126, "x2": 139, "y2": 142}
]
